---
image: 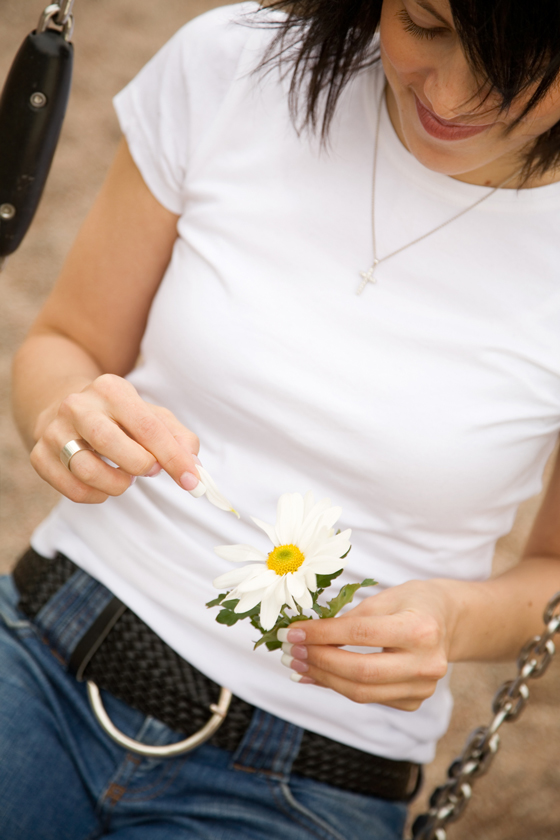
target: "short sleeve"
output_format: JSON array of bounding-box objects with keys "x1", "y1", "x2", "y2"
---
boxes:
[{"x1": 113, "y1": 3, "x2": 258, "y2": 215}]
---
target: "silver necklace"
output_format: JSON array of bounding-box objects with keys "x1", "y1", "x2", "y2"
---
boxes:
[{"x1": 357, "y1": 89, "x2": 521, "y2": 295}]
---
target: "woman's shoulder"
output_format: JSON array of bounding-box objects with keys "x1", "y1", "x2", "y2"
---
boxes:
[{"x1": 170, "y1": 2, "x2": 268, "y2": 67}]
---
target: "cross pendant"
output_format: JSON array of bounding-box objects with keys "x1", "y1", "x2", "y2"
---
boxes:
[{"x1": 356, "y1": 259, "x2": 379, "y2": 295}]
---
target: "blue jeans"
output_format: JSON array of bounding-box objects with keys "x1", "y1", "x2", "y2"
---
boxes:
[{"x1": 0, "y1": 573, "x2": 408, "y2": 840}]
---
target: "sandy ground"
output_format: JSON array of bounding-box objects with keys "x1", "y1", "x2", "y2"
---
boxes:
[{"x1": 1, "y1": 2, "x2": 560, "y2": 838}]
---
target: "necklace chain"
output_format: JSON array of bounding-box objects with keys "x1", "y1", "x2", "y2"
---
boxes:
[{"x1": 357, "y1": 88, "x2": 521, "y2": 295}]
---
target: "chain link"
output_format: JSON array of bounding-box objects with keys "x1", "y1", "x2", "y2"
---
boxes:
[
  {"x1": 410, "y1": 592, "x2": 560, "y2": 840},
  {"x1": 38, "y1": 3, "x2": 75, "y2": 41}
]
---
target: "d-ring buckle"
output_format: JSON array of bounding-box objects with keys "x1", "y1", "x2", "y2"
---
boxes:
[{"x1": 87, "y1": 681, "x2": 232, "y2": 757}]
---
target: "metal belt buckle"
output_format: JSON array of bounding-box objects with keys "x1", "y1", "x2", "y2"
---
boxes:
[
  {"x1": 72, "y1": 595, "x2": 233, "y2": 758},
  {"x1": 87, "y1": 680, "x2": 232, "y2": 758}
]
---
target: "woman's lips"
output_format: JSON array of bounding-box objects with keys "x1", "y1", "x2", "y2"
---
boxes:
[{"x1": 415, "y1": 94, "x2": 493, "y2": 141}]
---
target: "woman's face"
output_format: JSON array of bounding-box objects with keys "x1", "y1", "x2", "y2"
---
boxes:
[{"x1": 379, "y1": 0, "x2": 560, "y2": 184}]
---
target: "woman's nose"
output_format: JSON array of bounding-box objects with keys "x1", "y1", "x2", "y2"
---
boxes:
[{"x1": 422, "y1": 54, "x2": 482, "y2": 121}]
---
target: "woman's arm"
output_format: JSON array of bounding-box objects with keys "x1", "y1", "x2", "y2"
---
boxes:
[
  {"x1": 12, "y1": 138, "x2": 201, "y2": 503},
  {"x1": 280, "y1": 445, "x2": 560, "y2": 710}
]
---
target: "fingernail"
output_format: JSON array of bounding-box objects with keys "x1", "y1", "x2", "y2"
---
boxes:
[
  {"x1": 290, "y1": 673, "x2": 316, "y2": 685},
  {"x1": 281, "y1": 653, "x2": 294, "y2": 669},
  {"x1": 281, "y1": 642, "x2": 293, "y2": 656},
  {"x1": 144, "y1": 463, "x2": 162, "y2": 478},
  {"x1": 193, "y1": 455, "x2": 202, "y2": 466},
  {"x1": 189, "y1": 481, "x2": 206, "y2": 498},
  {"x1": 277, "y1": 627, "x2": 307, "y2": 643},
  {"x1": 291, "y1": 645, "x2": 308, "y2": 660},
  {"x1": 180, "y1": 471, "x2": 200, "y2": 492},
  {"x1": 129, "y1": 475, "x2": 137, "y2": 486}
]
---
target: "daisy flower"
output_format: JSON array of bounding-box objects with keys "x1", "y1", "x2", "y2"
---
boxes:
[{"x1": 213, "y1": 492, "x2": 351, "y2": 631}]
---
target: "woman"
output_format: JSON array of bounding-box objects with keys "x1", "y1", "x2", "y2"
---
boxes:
[{"x1": 3, "y1": 1, "x2": 560, "y2": 838}]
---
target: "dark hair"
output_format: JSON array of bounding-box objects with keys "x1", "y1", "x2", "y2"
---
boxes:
[{"x1": 258, "y1": 0, "x2": 560, "y2": 178}]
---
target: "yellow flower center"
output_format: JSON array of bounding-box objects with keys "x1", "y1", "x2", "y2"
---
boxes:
[{"x1": 267, "y1": 544, "x2": 305, "y2": 576}]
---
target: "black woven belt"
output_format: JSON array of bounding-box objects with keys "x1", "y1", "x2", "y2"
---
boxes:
[{"x1": 13, "y1": 548, "x2": 422, "y2": 802}]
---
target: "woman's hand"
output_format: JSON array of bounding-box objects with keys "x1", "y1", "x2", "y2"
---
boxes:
[
  {"x1": 279, "y1": 580, "x2": 454, "y2": 711},
  {"x1": 30, "y1": 373, "x2": 200, "y2": 504}
]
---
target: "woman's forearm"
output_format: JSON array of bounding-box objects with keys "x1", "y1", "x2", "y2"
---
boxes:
[
  {"x1": 12, "y1": 328, "x2": 103, "y2": 451},
  {"x1": 438, "y1": 556, "x2": 560, "y2": 663}
]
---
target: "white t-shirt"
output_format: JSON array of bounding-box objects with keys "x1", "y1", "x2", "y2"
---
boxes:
[{"x1": 32, "y1": 2, "x2": 560, "y2": 764}]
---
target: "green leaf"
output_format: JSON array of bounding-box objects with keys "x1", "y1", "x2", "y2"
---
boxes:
[
  {"x1": 216, "y1": 608, "x2": 242, "y2": 626},
  {"x1": 321, "y1": 578, "x2": 378, "y2": 619},
  {"x1": 315, "y1": 568, "x2": 344, "y2": 589},
  {"x1": 206, "y1": 593, "x2": 228, "y2": 609},
  {"x1": 253, "y1": 613, "x2": 312, "y2": 650}
]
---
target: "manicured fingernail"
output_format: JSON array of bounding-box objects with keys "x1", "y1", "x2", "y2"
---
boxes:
[
  {"x1": 281, "y1": 653, "x2": 309, "y2": 673},
  {"x1": 193, "y1": 455, "x2": 202, "y2": 466},
  {"x1": 144, "y1": 463, "x2": 162, "y2": 478},
  {"x1": 290, "y1": 673, "x2": 316, "y2": 685},
  {"x1": 189, "y1": 481, "x2": 206, "y2": 498},
  {"x1": 277, "y1": 627, "x2": 306, "y2": 643},
  {"x1": 281, "y1": 643, "x2": 293, "y2": 656},
  {"x1": 180, "y1": 471, "x2": 200, "y2": 492},
  {"x1": 291, "y1": 645, "x2": 308, "y2": 660}
]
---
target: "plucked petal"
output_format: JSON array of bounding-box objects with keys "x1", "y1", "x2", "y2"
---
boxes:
[
  {"x1": 213, "y1": 566, "x2": 255, "y2": 590},
  {"x1": 197, "y1": 465, "x2": 240, "y2": 518},
  {"x1": 275, "y1": 493, "x2": 305, "y2": 545},
  {"x1": 259, "y1": 579, "x2": 287, "y2": 630},
  {"x1": 251, "y1": 516, "x2": 278, "y2": 546},
  {"x1": 214, "y1": 544, "x2": 267, "y2": 564}
]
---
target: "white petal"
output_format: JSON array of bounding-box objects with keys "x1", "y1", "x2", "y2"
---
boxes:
[
  {"x1": 294, "y1": 586, "x2": 313, "y2": 610},
  {"x1": 251, "y1": 516, "x2": 278, "y2": 546},
  {"x1": 284, "y1": 581, "x2": 297, "y2": 611},
  {"x1": 286, "y1": 572, "x2": 307, "y2": 600},
  {"x1": 236, "y1": 568, "x2": 277, "y2": 592},
  {"x1": 213, "y1": 566, "x2": 254, "y2": 590},
  {"x1": 235, "y1": 589, "x2": 266, "y2": 613},
  {"x1": 304, "y1": 569, "x2": 317, "y2": 591},
  {"x1": 196, "y1": 465, "x2": 240, "y2": 518},
  {"x1": 275, "y1": 493, "x2": 305, "y2": 545},
  {"x1": 306, "y1": 529, "x2": 352, "y2": 563},
  {"x1": 259, "y1": 579, "x2": 287, "y2": 631},
  {"x1": 214, "y1": 544, "x2": 267, "y2": 564},
  {"x1": 306, "y1": 556, "x2": 348, "y2": 574},
  {"x1": 303, "y1": 491, "x2": 315, "y2": 518}
]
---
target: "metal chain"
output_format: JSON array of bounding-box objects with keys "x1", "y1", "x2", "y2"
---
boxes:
[
  {"x1": 38, "y1": 2, "x2": 76, "y2": 41},
  {"x1": 410, "y1": 591, "x2": 560, "y2": 840}
]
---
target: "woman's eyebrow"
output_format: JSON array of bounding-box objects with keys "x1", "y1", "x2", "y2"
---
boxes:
[{"x1": 415, "y1": 0, "x2": 453, "y2": 26}]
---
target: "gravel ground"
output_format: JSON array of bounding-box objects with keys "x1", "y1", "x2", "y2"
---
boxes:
[{"x1": 1, "y1": 2, "x2": 559, "y2": 837}]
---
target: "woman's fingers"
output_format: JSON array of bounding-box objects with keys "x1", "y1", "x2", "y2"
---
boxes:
[
  {"x1": 57, "y1": 375, "x2": 200, "y2": 488},
  {"x1": 30, "y1": 374, "x2": 203, "y2": 502},
  {"x1": 279, "y1": 588, "x2": 450, "y2": 710},
  {"x1": 283, "y1": 609, "x2": 438, "y2": 651},
  {"x1": 292, "y1": 661, "x2": 436, "y2": 711},
  {"x1": 31, "y1": 438, "x2": 112, "y2": 504},
  {"x1": 287, "y1": 645, "x2": 447, "y2": 686}
]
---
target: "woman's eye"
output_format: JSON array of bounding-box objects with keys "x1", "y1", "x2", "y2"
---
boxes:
[{"x1": 397, "y1": 9, "x2": 444, "y2": 41}]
